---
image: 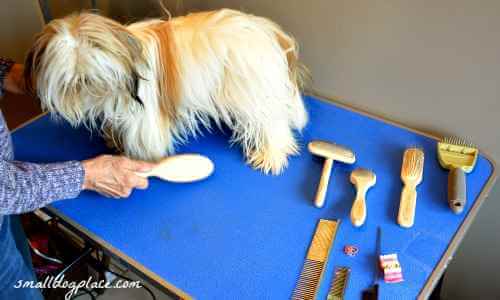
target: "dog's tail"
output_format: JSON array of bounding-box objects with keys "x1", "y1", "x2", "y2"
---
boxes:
[
  {"x1": 241, "y1": 10, "x2": 309, "y2": 92},
  {"x1": 256, "y1": 16, "x2": 309, "y2": 129},
  {"x1": 275, "y1": 29, "x2": 310, "y2": 93}
]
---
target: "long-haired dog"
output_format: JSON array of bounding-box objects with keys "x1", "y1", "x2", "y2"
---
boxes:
[{"x1": 24, "y1": 9, "x2": 308, "y2": 174}]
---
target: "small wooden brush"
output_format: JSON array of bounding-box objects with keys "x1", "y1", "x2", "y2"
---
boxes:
[
  {"x1": 350, "y1": 168, "x2": 377, "y2": 227},
  {"x1": 398, "y1": 148, "x2": 424, "y2": 228}
]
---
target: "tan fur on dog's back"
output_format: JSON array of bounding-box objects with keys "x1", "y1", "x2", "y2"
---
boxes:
[{"x1": 148, "y1": 22, "x2": 181, "y2": 123}]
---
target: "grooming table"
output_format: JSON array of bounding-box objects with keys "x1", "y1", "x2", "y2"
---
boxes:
[{"x1": 12, "y1": 95, "x2": 496, "y2": 299}]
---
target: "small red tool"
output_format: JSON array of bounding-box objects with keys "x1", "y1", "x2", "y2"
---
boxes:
[{"x1": 343, "y1": 245, "x2": 359, "y2": 257}]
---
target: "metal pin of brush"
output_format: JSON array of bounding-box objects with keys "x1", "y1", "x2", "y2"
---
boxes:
[
  {"x1": 437, "y1": 137, "x2": 478, "y2": 214},
  {"x1": 398, "y1": 148, "x2": 424, "y2": 228}
]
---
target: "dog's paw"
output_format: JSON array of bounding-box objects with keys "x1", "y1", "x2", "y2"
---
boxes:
[
  {"x1": 247, "y1": 142, "x2": 299, "y2": 175},
  {"x1": 248, "y1": 150, "x2": 287, "y2": 175}
]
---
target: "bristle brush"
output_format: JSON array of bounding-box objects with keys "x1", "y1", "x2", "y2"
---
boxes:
[{"x1": 398, "y1": 148, "x2": 424, "y2": 228}]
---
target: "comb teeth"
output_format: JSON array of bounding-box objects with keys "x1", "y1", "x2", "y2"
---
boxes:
[
  {"x1": 438, "y1": 136, "x2": 478, "y2": 172},
  {"x1": 327, "y1": 267, "x2": 350, "y2": 300},
  {"x1": 443, "y1": 136, "x2": 475, "y2": 148},
  {"x1": 292, "y1": 259, "x2": 324, "y2": 300},
  {"x1": 293, "y1": 220, "x2": 339, "y2": 300}
]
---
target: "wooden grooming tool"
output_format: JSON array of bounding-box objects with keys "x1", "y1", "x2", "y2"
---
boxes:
[
  {"x1": 292, "y1": 219, "x2": 340, "y2": 300},
  {"x1": 350, "y1": 168, "x2": 376, "y2": 227},
  {"x1": 437, "y1": 137, "x2": 478, "y2": 214},
  {"x1": 136, "y1": 154, "x2": 214, "y2": 183},
  {"x1": 398, "y1": 148, "x2": 424, "y2": 228},
  {"x1": 308, "y1": 141, "x2": 356, "y2": 208}
]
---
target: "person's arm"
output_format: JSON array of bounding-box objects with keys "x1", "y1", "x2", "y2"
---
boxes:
[
  {"x1": 0, "y1": 58, "x2": 152, "y2": 214},
  {"x1": 0, "y1": 159, "x2": 84, "y2": 214},
  {"x1": 0, "y1": 155, "x2": 152, "y2": 215}
]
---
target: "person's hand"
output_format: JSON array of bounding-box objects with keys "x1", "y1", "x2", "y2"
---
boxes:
[
  {"x1": 4, "y1": 63, "x2": 25, "y2": 94},
  {"x1": 82, "y1": 155, "x2": 154, "y2": 198}
]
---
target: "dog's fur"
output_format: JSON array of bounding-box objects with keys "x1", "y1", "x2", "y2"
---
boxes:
[{"x1": 25, "y1": 9, "x2": 308, "y2": 174}]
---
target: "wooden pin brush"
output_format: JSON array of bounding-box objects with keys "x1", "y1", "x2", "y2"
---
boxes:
[
  {"x1": 398, "y1": 148, "x2": 424, "y2": 228},
  {"x1": 136, "y1": 154, "x2": 214, "y2": 183}
]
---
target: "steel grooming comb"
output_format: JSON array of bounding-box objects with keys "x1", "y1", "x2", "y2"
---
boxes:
[
  {"x1": 437, "y1": 137, "x2": 478, "y2": 214},
  {"x1": 292, "y1": 219, "x2": 339, "y2": 300},
  {"x1": 327, "y1": 267, "x2": 350, "y2": 300}
]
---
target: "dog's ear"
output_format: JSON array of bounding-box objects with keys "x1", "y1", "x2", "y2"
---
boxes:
[
  {"x1": 23, "y1": 38, "x2": 46, "y2": 96},
  {"x1": 115, "y1": 30, "x2": 146, "y2": 107},
  {"x1": 121, "y1": 32, "x2": 144, "y2": 62},
  {"x1": 23, "y1": 25, "x2": 54, "y2": 97},
  {"x1": 131, "y1": 70, "x2": 144, "y2": 107},
  {"x1": 23, "y1": 47, "x2": 37, "y2": 96}
]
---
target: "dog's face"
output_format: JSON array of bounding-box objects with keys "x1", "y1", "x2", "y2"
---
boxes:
[{"x1": 24, "y1": 13, "x2": 146, "y2": 127}]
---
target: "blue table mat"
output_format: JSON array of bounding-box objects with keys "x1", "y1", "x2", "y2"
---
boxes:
[{"x1": 12, "y1": 95, "x2": 494, "y2": 299}]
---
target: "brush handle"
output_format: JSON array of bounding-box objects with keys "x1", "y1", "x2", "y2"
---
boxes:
[
  {"x1": 398, "y1": 185, "x2": 417, "y2": 228},
  {"x1": 134, "y1": 154, "x2": 214, "y2": 183},
  {"x1": 314, "y1": 158, "x2": 334, "y2": 208},
  {"x1": 350, "y1": 186, "x2": 368, "y2": 227},
  {"x1": 136, "y1": 170, "x2": 154, "y2": 178},
  {"x1": 448, "y1": 168, "x2": 466, "y2": 214}
]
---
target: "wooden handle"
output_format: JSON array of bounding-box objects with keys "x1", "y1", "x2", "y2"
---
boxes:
[
  {"x1": 314, "y1": 158, "x2": 334, "y2": 208},
  {"x1": 135, "y1": 167, "x2": 158, "y2": 178},
  {"x1": 133, "y1": 154, "x2": 214, "y2": 183},
  {"x1": 398, "y1": 185, "x2": 417, "y2": 228},
  {"x1": 448, "y1": 167, "x2": 466, "y2": 214},
  {"x1": 135, "y1": 171, "x2": 152, "y2": 178},
  {"x1": 350, "y1": 187, "x2": 367, "y2": 227}
]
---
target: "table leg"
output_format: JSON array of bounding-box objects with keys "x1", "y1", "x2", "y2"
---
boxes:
[{"x1": 430, "y1": 272, "x2": 446, "y2": 300}]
